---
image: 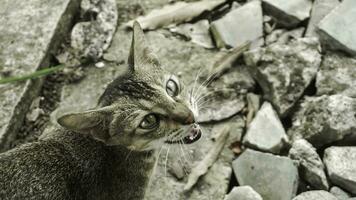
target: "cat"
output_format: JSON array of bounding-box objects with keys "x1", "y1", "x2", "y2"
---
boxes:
[{"x1": 0, "y1": 21, "x2": 202, "y2": 200}]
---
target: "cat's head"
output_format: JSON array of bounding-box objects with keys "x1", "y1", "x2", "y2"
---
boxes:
[{"x1": 58, "y1": 22, "x2": 201, "y2": 151}]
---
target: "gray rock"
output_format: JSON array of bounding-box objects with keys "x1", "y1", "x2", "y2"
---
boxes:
[
  {"x1": 0, "y1": 0, "x2": 79, "y2": 151},
  {"x1": 233, "y1": 149, "x2": 299, "y2": 200},
  {"x1": 317, "y1": 0, "x2": 356, "y2": 56},
  {"x1": 211, "y1": 0, "x2": 263, "y2": 49},
  {"x1": 243, "y1": 102, "x2": 288, "y2": 154},
  {"x1": 293, "y1": 190, "x2": 338, "y2": 200},
  {"x1": 316, "y1": 53, "x2": 356, "y2": 98},
  {"x1": 244, "y1": 38, "x2": 321, "y2": 117},
  {"x1": 224, "y1": 186, "x2": 263, "y2": 200},
  {"x1": 288, "y1": 95, "x2": 356, "y2": 148},
  {"x1": 330, "y1": 186, "x2": 351, "y2": 200},
  {"x1": 70, "y1": 0, "x2": 118, "y2": 61},
  {"x1": 265, "y1": 28, "x2": 305, "y2": 45},
  {"x1": 170, "y1": 20, "x2": 214, "y2": 49},
  {"x1": 306, "y1": 0, "x2": 340, "y2": 37},
  {"x1": 324, "y1": 147, "x2": 356, "y2": 195},
  {"x1": 289, "y1": 139, "x2": 329, "y2": 190},
  {"x1": 262, "y1": 0, "x2": 313, "y2": 28}
]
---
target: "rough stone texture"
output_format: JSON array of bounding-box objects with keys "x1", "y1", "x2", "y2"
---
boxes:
[
  {"x1": 316, "y1": 53, "x2": 356, "y2": 98},
  {"x1": 44, "y1": 26, "x2": 242, "y2": 200},
  {"x1": 289, "y1": 139, "x2": 329, "y2": 190},
  {"x1": 243, "y1": 102, "x2": 288, "y2": 154},
  {"x1": 266, "y1": 28, "x2": 305, "y2": 45},
  {"x1": 262, "y1": 0, "x2": 313, "y2": 28},
  {"x1": 324, "y1": 147, "x2": 356, "y2": 195},
  {"x1": 318, "y1": 0, "x2": 356, "y2": 56},
  {"x1": 330, "y1": 186, "x2": 351, "y2": 200},
  {"x1": 70, "y1": 0, "x2": 118, "y2": 61},
  {"x1": 233, "y1": 149, "x2": 299, "y2": 200},
  {"x1": 0, "y1": 0, "x2": 80, "y2": 151},
  {"x1": 211, "y1": 0, "x2": 263, "y2": 49},
  {"x1": 293, "y1": 191, "x2": 338, "y2": 200},
  {"x1": 306, "y1": 0, "x2": 340, "y2": 37},
  {"x1": 244, "y1": 38, "x2": 321, "y2": 117},
  {"x1": 288, "y1": 95, "x2": 356, "y2": 148},
  {"x1": 224, "y1": 186, "x2": 263, "y2": 200}
]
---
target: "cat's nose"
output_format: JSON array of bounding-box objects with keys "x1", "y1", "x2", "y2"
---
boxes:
[
  {"x1": 184, "y1": 112, "x2": 195, "y2": 124},
  {"x1": 171, "y1": 107, "x2": 196, "y2": 125}
]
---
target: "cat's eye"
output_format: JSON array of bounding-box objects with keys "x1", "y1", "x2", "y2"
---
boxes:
[
  {"x1": 139, "y1": 114, "x2": 159, "y2": 130},
  {"x1": 166, "y1": 77, "x2": 180, "y2": 97}
]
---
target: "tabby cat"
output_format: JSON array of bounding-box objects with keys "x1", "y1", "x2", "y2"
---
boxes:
[{"x1": 0, "y1": 22, "x2": 201, "y2": 200}]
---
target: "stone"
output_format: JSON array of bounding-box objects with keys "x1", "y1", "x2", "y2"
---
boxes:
[
  {"x1": 318, "y1": 0, "x2": 356, "y2": 56},
  {"x1": 0, "y1": 0, "x2": 80, "y2": 151},
  {"x1": 306, "y1": 0, "x2": 340, "y2": 37},
  {"x1": 70, "y1": 0, "x2": 118, "y2": 61},
  {"x1": 266, "y1": 28, "x2": 305, "y2": 45},
  {"x1": 244, "y1": 38, "x2": 321, "y2": 117},
  {"x1": 243, "y1": 102, "x2": 288, "y2": 154},
  {"x1": 211, "y1": 0, "x2": 263, "y2": 49},
  {"x1": 330, "y1": 186, "x2": 351, "y2": 199},
  {"x1": 170, "y1": 20, "x2": 214, "y2": 49},
  {"x1": 262, "y1": 0, "x2": 313, "y2": 28},
  {"x1": 288, "y1": 95, "x2": 356, "y2": 148},
  {"x1": 293, "y1": 191, "x2": 338, "y2": 200},
  {"x1": 324, "y1": 147, "x2": 356, "y2": 195},
  {"x1": 224, "y1": 186, "x2": 263, "y2": 200},
  {"x1": 289, "y1": 139, "x2": 329, "y2": 190},
  {"x1": 316, "y1": 53, "x2": 356, "y2": 98},
  {"x1": 233, "y1": 149, "x2": 299, "y2": 200}
]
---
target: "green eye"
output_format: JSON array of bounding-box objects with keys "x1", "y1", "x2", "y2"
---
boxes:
[
  {"x1": 166, "y1": 78, "x2": 179, "y2": 97},
  {"x1": 140, "y1": 114, "x2": 159, "y2": 129}
]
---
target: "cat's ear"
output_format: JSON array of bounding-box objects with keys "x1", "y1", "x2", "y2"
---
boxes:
[
  {"x1": 128, "y1": 21, "x2": 160, "y2": 71},
  {"x1": 57, "y1": 106, "x2": 114, "y2": 142}
]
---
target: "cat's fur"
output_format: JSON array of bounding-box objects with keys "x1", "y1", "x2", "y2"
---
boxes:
[{"x1": 0, "y1": 22, "x2": 200, "y2": 200}]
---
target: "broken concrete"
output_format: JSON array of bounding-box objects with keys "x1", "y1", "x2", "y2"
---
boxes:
[
  {"x1": 316, "y1": 53, "x2": 356, "y2": 98},
  {"x1": 262, "y1": 0, "x2": 313, "y2": 28},
  {"x1": 293, "y1": 190, "x2": 338, "y2": 200},
  {"x1": 244, "y1": 38, "x2": 321, "y2": 117},
  {"x1": 224, "y1": 186, "x2": 263, "y2": 200},
  {"x1": 306, "y1": 0, "x2": 340, "y2": 37},
  {"x1": 289, "y1": 139, "x2": 329, "y2": 190},
  {"x1": 324, "y1": 147, "x2": 356, "y2": 195},
  {"x1": 233, "y1": 149, "x2": 299, "y2": 200},
  {"x1": 243, "y1": 102, "x2": 288, "y2": 154},
  {"x1": 288, "y1": 95, "x2": 356, "y2": 148},
  {"x1": 330, "y1": 186, "x2": 351, "y2": 200},
  {"x1": 0, "y1": 0, "x2": 80, "y2": 151},
  {"x1": 211, "y1": 1, "x2": 263, "y2": 49},
  {"x1": 318, "y1": 0, "x2": 356, "y2": 56}
]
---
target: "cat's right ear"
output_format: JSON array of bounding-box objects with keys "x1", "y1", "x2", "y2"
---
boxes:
[
  {"x1": 128, "y1": 21, "x2": 160, "y2": 71},
  {"x1": 57, "y1": 106, "x2": 115, "y2": 142}
]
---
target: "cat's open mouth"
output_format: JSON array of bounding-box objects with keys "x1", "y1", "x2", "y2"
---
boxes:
[{"x1": 165, "y1": 127, "x2": 202, "y2": 145}]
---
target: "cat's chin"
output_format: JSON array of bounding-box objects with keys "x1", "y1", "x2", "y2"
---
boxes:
[{"x1": 165, "y1": 127, "x2": 202, "y2": 145}]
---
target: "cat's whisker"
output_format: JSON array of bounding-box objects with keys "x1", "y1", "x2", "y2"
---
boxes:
[
  {"x1": 193, "y1": 70, "x2": 220, "y2": 101},
  {"x1": 164, "y1": 146, "x2": 170, "y2": 178},
  {"x1": 124, "y1": 149, "x2": 133, "y2": 162}
]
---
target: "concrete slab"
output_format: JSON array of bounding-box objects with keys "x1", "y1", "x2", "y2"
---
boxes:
[{"x1": 0, "y1": 0, "x2": 80, "y2": 151}]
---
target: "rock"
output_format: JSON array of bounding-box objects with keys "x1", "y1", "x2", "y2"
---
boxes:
[
  {"x1": 211, "y1": 0, "x2": 263, "y2": 49},
  {"x1": 330, "y1": 186, "x2": 351, "y2": 199},
  {"x1": 289, "y1": 139, "x2": 329, "y2": 190},
  {"x1": 324, "y1": 147, "x2": 356, "y2": 195},
  {"x1": 244, "y1": 38, "x2": 321, "y2": 117},
  {"x1": 233, "y1": 149, "x2": 299, "y2": 200},
  {"x1": 293, "y1": 190, "x2": 338, "y2": 200},
  {"x1": 0, "y1": 0, "x2": 79, "y2": 151},
  {"x1": 288, "y1": 95, "x2": 356, "y2": 147},
  {"x1": 170, "y1": 20, "x2": 214, "y2": 49},
  {"x1": 224, "y1": 186, "x2": 263, "y2": 200},
  {"x1": 70, "y1": 0, "x2": 118, "y2": 61},
  {"x1": 317, "y1": 0, "x2": 356, "y2": 56},
  {"x1": 316, "y1": 53, "x2": 356, "y2": 98},
  {"x1": 262, "y1": 0, "x2": 313, "y2": 28},
  {"x1": 306, "y1": 0, "x2": 340, "y2": 37},
  {"x1": 266, "y1": 28, "x2": 305, "y2": 45},
  {"x1": 243, "y1": 102, "x2": 288, "y2": 154}
]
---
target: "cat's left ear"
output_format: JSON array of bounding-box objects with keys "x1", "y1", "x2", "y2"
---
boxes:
[
  {"x1": 128, "y1": 21, "x2": 160, "y2": 71},
  {"x1": 57, "y1": 106, "x2": 114, "y2": 142}
]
